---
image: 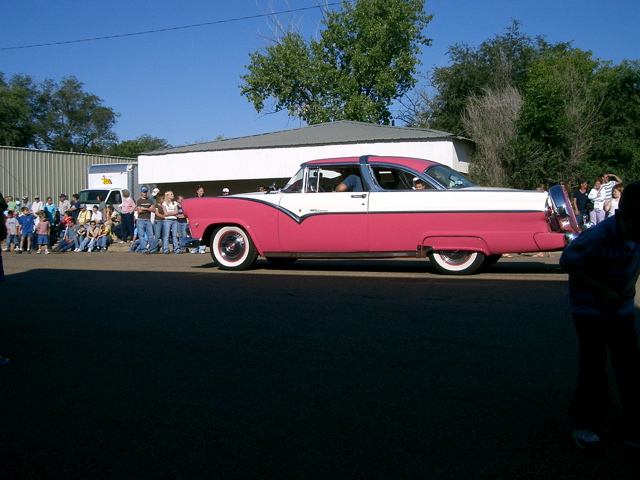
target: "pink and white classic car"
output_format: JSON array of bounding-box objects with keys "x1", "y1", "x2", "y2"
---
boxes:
[{"x1": 182, "y1": 155, "x2": 580, "y2": 274}]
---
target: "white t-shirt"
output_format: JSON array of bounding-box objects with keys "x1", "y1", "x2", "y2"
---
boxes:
[{"x1": 163, "y1": 201, "x2": 178, "y2": 220}]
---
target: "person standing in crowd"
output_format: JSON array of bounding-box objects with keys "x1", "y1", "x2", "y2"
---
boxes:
[
  {"x1": 191, "y1": 186, "x2": 206, "y2": 254},
  {"x1": 161, "y1": 190, "x2": 180, "y2": 254},
  {"x1": 6, "y1": 196, "x2": 19, "y2": 214},
  {"x1": 588, "y1": 179, "x2": 607, "y2": 225},
  {"x1": 0, "y1": 190, "x2": 10, "y2": 365},
  {"x1": 119, "y1": 189, "x2": 136, "y2": 243},
  {"x1": 176, "y1": 195, "x2": 188, "y2": 253},
  {"x1": 21, "y1": 196, "x2": 31, "y2": 212},
  {"x1": 35, "y1": 212, "x2": 50, "y2": 254},
  {"x1": 151, "y1": 193, "x2": 165, "y2": 253},
  {"x1": 605, "y1": 185, "x2": 624, "y2": 218},
  {"x1": 4, "y1": 210, "x2": 20, "y2": 252},
  {"x1": 17, "y1": 206, "x2": 36, "y2": 253},
  {"x1": 560, "y1": 180, "x2": 640, "y2": 451},
  {"x1": 30, "y1": 195, "x2": 44, "y2": 214},
  {"x1": 600, "y1": 173, "x2": 622, "y2": 200},
  {"x1": 1, "y1": 192, "x2": 7, "y2": 275},
  {"x1": 58, "y1": 194, "x2": 70, "y2": 217},
  {"x1": 135, "y1": 187, "x2": 157, "y2": 254},
  {"x1": 572, "y1": 180, "x2": 590, "y2": 226},
  {"x1": 96, "y1": 195, "x2": 107, "y2": 220},
  {"x1": 69, "y1": 194, "x2": 81, "y2": 223},
  {"x1": 43, "y1": 197, "x2": 58, "y2": 244}
]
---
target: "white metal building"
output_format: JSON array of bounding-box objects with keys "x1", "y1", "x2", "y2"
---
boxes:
[{"x1": 139, "y1": 121, "x2": 474, "y2": 196}]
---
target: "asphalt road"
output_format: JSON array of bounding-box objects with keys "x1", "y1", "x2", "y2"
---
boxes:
[{"x1": 1, "y1": 252, "x2": 639, "y2": 479}]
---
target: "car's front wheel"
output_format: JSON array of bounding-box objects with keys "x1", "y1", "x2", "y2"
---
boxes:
[
  {"x1": 429, "y1": 250, "x2": 485, "y2": 275},
  {"x1": 211, "y1": 226, "x2": 258, "y2": 270}
]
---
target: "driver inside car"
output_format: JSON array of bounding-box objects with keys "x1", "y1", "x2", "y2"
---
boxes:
[{"x1": 335, "y1": 169, "x2": 364, "y2": 192}]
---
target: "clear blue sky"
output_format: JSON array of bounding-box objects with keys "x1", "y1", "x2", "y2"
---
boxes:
[{"x1": 2, "y1": 0, "x2": 638, "y2": 147}]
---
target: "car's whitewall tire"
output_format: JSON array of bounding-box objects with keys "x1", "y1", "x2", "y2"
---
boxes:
[
  {"x1": 211, "y1": 226, "x2": 258, "y2": 270},
  {"x1": 429, "y1": 250, "x2": 485, "y2": 275}
]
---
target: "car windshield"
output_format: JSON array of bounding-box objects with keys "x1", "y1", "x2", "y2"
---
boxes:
[
  {"x1": 424, "y1": 165, "x2": 475, "y2": 189},
  {"x1": 282, "y1": 168, "x2": 305, "y2": 193}
]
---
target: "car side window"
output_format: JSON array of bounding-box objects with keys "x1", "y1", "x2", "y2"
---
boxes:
[
  {"x1": 372, "y1": 167, "x2": 434, "y2": 190},
  {"x1": 306, "y1": 167, "x2": 358, "y2": 192}
]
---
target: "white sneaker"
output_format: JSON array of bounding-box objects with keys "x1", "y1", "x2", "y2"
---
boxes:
[
  {"x1": 45, "y1": 250, "x2": 49, "y2": 255},
  {"x1": 37, "y1": 250, "x2": 41, "y2": 254}
]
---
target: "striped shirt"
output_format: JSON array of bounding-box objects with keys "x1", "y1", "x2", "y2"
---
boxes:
[{"x1": 602, "y1": 180, "x2": 618, "y2": 200}]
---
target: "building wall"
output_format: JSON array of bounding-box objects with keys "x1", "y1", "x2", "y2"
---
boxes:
[
  {"x1": 0, "y1": 146, "x2": 131, "y2": 202},
  {"x1": 139, "y1": 139, "x2": 472, "y2": 186}
]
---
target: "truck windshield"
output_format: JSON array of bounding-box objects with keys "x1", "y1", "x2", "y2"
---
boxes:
[{"x1": 79, "y1": 190, "x2": 110, "y2": 203}]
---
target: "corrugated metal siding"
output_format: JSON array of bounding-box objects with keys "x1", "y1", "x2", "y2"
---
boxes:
[{"x1": 0, "y1": 146, "x2": 131, "y2": 201}]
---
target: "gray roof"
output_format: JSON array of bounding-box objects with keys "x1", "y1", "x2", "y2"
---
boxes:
[{"x1": 144, "y1": 121, "x2": 469, "y2": 156}]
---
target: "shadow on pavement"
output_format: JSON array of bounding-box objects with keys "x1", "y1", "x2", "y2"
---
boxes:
[{"x1": 1, "y1": 267, "x2": 638, "y2": 479}]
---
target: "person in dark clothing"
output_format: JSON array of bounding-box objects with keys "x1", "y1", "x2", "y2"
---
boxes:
[
  {"x1": 572, "y1": 180, "x2": 590, "y2": 226},
  {"x1": 560, "y1": 181, "x2": 640, "y2": 450}
]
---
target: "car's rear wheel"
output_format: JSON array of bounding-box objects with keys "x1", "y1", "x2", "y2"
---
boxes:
[
  {"x1": 211, "y1": 226, "x2": 258, "y2": 270},
  {"x1": 429, "y1": 250, "x2": 485, "y2": 275}
]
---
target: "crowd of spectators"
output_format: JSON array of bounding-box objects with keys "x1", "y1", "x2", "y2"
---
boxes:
[
  {"x1": 1, "y1": 187, "x2": 200, "y2": 255},
  {"x1": 570, "y1": 173, "x2": 623, "y2": 226}
]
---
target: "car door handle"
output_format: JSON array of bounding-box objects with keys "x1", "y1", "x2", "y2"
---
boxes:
[{"x1": 351, "y1": 194, "x2": 367, "y2": 198}]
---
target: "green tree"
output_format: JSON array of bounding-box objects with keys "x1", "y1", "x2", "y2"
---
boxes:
[
  {"x1": 589, "y1": 60, "x2": 640, "y2": 180},
  {"x1": 35, "y1": 76, "x2": 119, "y2": 153},
  {"x1": 0, "y1": 73, "x2": 40, "y2": 147},
  {"x1": 405, "y1": 20, "x2": 570, "y2": 136},
  {"x1": 240, "y1": 0, "x2": 432, "y2": 125},
  {"x1": 108, "y1": 134, "x2": 172, "y2": 158},
  {"x1": 517, "y1": 49, "x2": 603, "y2": 187}
]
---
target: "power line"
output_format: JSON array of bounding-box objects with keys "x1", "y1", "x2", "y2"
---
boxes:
[{"x1": 0, "y1": 3, "x2": 343, "y2": 51}]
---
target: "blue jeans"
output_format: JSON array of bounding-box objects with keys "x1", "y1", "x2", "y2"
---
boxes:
[
  {"x1": 79, "y1": 237, "x2": 96, "y2": 251},
  {"x1": 97, "y1": 236, "x2": 110, "y2": 249},
  {"x1": 163, "y1": 219, "x2": 179, "y2": 253},
  {"x1": 6, "y1": 234, "x2": 19, "y2": 250},
  {"x1": 54, "y1": 239, "x2": 75, "y2": 251},
  {"x1": 152, "y1": 220, "x2": 163, "y2": 253},
  {"x1": 176, "y1": 221, "x2": 188, "y2": 252},
  {"x1": 136, "y1": 219, "x2": 158, "y2": 253}
]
